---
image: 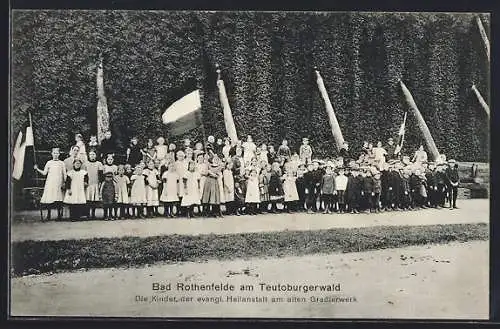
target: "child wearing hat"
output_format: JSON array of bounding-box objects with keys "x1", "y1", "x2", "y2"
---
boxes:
[
  {"x1": 372, "y1": 172, "x2": 382, "y2": 212},
  {"x1": 299, "y1": 137, "x2": 313, "y2": 165},
  {"x1": 335, "y1": 167, "x2": 348, "y2": 213},
  {"x1": 320, "y1": 164, "x2": 336, "y2": 214},
  {"x1": 34, "y1": 147, "x2": 67, "y2": 220},
  {"x1": 346, "y1": 166, "x2": 360, "y2": 214},
  {"x1": 400, "y1": 170, "x2": 412, "y2": 211},
  {"x1": 425, "y1": 162, "x2": 438, "y2": 208},
  {"x1": 311, "y1": 160, "x2": 324, "y2": 212},
  {"x1": 360, "y1": 169, "x2": 374, "y2": 213},
  {"x1": 445, "y1": 159, "x2": 460, "y2": 209}
]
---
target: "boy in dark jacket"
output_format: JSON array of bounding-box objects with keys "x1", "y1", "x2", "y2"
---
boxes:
[
  {"x1": 295, "y1": 163, "x2": 307, "y2": 212},
  {"x1": 311, "y1": 160, "x2": 324, "y2": 212},
  {"x1": 304, "y1": 163, "x2": 315, "y2": 214},
  {"x1": 425, "y1": 163, "x2": 437, "y2": 208},
  {"x1": 372, "y1": 172, "x2": 382, "y2": 212},
  {"x1": 387, "y1": 164, "x2": 402, "y2": 210},
  {"x1": 361, "y1": 170, "x2": 374, "y2": 213},
  {"x1": 400, "y1": 170, "x2": 412, "y2": 210},
  {"x1": 445, "y1": 159, "x2": 460, "y2": 209},
  {"x1": 435, "y1": 165, "x2": 448, "y2": 208},
  {"x1": 320, "y1": 164, "x2": 336, "y2": 214},
  {"x1": 346, "y1": 168, "x2": 359, "y2": 214},
  {"x1": 380, "y1": 164, "x2": 390, "y2": 210}
]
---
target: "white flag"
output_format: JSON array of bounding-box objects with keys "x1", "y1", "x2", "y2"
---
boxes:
[
  {"x1": 162, "y1": 90, "x2": 202, "y2": 136},
  {"x1": 12, "y1": 127, "x2": 32, "y2": 180}
]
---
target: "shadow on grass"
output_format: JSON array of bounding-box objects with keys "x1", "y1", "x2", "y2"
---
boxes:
[{"x1": 11, "y1": 223, "x2": 488, "y2": 277}]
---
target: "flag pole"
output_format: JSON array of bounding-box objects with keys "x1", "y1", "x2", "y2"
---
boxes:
[
  {"x1": 400, "y1": 111, "x2": 407, "y2": 155},
  {"x1": 29, "y1": 111, "x2": 43, "y2": 221},
  {"x1": 216, "y1": 63, "x2": 239, "y2": 144},
  {"x1": 471, "y1": 84, "x2": 490, "y2": 117},
  {"x1": 476, "y1": 16, "x2": 490, "y2": 63},
  {"x1": 199, "y1": 89, "x2": 208, "y2": 154}
]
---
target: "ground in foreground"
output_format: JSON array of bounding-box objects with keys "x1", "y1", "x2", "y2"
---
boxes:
[{"x1": 11, "y1": 240, "x2": 488, "y2": 319}]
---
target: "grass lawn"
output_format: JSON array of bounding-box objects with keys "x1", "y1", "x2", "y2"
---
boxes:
[{"x1": 11, "y1": 223, "x2": 488, "y2": 277}]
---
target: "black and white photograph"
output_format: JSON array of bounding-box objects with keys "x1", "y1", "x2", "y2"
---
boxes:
[{"x1": 9, "y1": 10, "x2": 490, "y2": 319}]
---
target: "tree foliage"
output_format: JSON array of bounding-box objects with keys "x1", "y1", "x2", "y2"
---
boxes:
[{"x1": 11, "y1": 11, "x2": 489, "y2": 161}]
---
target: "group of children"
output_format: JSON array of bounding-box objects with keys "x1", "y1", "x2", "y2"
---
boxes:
[{"x1": 33, "y1": 132, "x2": 461, "y2": 221}]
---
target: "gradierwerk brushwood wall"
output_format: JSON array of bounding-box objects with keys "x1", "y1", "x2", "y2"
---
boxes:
[{"x1": 11, "y1": 11, "x2": 490, "y2": 161}]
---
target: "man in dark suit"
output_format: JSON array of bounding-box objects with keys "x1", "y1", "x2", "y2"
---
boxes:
[
  {"x1": 385, "y1": 137, "x2": 397, "y2": 161},
  {"x1": 425, "y1": 162, "x2": 437, "y2": 208},
  {"x1": 445, "y1": 159, "x2": 460, "y2": 209},
  {"x1": 99, "y1": 130, "x2": 117, "y2": 160}
]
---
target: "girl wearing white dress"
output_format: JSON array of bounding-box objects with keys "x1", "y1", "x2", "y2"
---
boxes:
[
  {"x1": 181, "y1": 161, "x2": 201, "y2": 218},
  {"x1": 258, "y1": 144, "x2": 269, "y2": 165},
  {"x1": 84, "y1": 150, "x2": 103, "y2": 219},
  {"x1": 223, "y1": 161, "x2": 235, "y2": 215},
  {"x1": 115, "y1": 165, "x2": 131, "y2": 219},
  {"x1": 222, "y1": 138, "x2": 231, "y2": 161},
  {"x1": 34, "y1": 148, "x2": 66, "y2": 220},
  {"x1": 245, "y1": 169, "x2": 260, "y2": 215},
  {"x1": 283, "y1": 170, "x2": 299, "y2": 213},
  {"x1": 155, "y1": 137, "x2": 168, "y2": 166},
  {"x1": 160, "y1": 164, "x2": 179, "y2": 217},
  {"x1": 130, "y1": 165, "x2": 147, "y2": 218},
  {"x1": 144, "y1": 160, "x2": 160, "y2": 217},
  {"x1": 64, "y1": 159, "x2": 88, "y2": 220},
  {"x1": 73, "y1": 133, "x2": 87, "y2": 163},
  {"x1": 242, "y1": 135, "x2": 257, "y2": 164},
  {"x1": 174, "y1": 150, "x2": 189, "y2": 216}
]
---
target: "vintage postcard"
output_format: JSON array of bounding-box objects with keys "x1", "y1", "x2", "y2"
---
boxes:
[{"x1": 9, "y1": 10, "x2": 490, "y2": 319}]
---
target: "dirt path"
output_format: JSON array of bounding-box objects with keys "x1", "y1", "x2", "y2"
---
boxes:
[
  {"x1": 11, "y1": 241, "x2": 488, "y2": 319},
  {"x1": 11, "y1": 199, "x2": 489, "y2": 242}
]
